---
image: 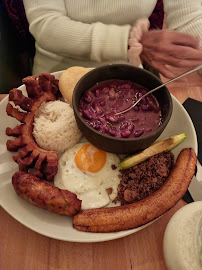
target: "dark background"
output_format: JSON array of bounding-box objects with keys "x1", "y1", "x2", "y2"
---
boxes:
[{"x1": 0, "y1": 1, "x2": 34, "y2": 94}]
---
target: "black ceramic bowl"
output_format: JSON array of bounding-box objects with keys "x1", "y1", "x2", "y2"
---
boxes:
[{"x1": 72, "y1": 64, "x2": 173, "y2": 154}]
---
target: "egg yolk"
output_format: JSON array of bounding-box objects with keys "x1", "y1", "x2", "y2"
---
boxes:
[{"x1": 74, "y1": 144, "x2": 106, "y2": 172}]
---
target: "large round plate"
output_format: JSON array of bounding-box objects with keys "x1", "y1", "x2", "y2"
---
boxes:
[{"x1": 0, "y1": 71, "x2": 198, "y2": 242}]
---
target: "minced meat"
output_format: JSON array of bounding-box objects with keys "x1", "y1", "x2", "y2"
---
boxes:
[{"x1": 115, "y1": 151, "x2": 174, "y2": 205}]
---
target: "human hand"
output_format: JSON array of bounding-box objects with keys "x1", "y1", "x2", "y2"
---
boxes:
[{"x1": 140, "y1": 30, "x2": 202, "y2": 78}]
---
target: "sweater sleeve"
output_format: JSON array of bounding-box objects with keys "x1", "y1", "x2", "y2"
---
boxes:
[
  {"x1": 23, "y1": 0, "x2": 131, "y2": 62},
  {"x1": 164, "y1": 0, "x2": 202, "y2": 49}
]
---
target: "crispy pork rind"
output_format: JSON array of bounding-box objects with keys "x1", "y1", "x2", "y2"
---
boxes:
[{"x1": 6, "y1": 73, "x2": 60, "y2": 181}]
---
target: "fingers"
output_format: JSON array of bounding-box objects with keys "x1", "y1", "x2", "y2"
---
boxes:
[
  {"x1": 170, "y1": 45, "x2": 202, "y2": 60},
  {"x1": 147, "y1": 61, "x2": 188, "y2": 80},
  {"x1": 168, "y1": 58, "x2": 201, "y2": 69},
  {"x1": 150, "y1": 62, "x2": 178, "y2": 79},
  {"x1": 152, "y1": 53, "x2": 202, "y2": 69},
  {"x1": 150, "y1": 30, "x2": 200, "y2": 49},
  {"x1": 138, "y1": 29, "x2": 202, "y2": 79},
  {"x1": 151, "y1": 64, "x2": 193, "y2": 80},
  {"x1": 155, "y1": 43, "x2": 202, "y2": 63},
  {"x1": 167, "y1": 31, "x2": 200, "y2": 49}
]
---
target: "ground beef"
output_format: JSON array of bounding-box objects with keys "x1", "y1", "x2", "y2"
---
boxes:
[{"x1": 115, "y1": 151, "x2": 174, "y2": 205}]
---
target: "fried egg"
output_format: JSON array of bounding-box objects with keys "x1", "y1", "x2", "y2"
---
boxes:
[{"x1": 54, "y1": 142, "x2": 120, "y2": 209}]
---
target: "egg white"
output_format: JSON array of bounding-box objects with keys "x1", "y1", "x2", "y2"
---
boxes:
[{"x1": 54, "y1": 142, "x2": 121, "y2": 209}]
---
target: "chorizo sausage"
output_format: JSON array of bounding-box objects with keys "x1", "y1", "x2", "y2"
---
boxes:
[{"x1": 12, "y1": 171, "x2": 81, "y2": 216}]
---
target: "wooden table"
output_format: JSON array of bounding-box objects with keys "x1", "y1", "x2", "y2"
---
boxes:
[{"x1": 0, "y1": 72, "x2": 201, "y2": 270}]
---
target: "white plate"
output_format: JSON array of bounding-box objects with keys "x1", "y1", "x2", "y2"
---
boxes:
[{"x1": 0, "y1": 71, "x2": 198, "y2": 242}]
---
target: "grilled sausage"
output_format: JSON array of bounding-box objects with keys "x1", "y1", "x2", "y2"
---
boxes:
[
  {"x1": 73, "y1": 148, "x2": 197, "y2": 232},
  {"x1": 12, "y1": 171, "x2": 81, "y2": 216}
]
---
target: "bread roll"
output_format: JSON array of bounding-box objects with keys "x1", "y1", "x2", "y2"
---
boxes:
[{"x1": 59, "y1": 66, "x2": 89, "y2": 105}]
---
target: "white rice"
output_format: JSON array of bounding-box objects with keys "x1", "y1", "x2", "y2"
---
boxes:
[{"x1": 33, "y1": 100, "x2": 82, "y2": 154}]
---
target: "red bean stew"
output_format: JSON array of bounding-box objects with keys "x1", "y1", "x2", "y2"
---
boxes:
[{"x1": 79, "y1": 80, "x2": 162, "y2": 138}]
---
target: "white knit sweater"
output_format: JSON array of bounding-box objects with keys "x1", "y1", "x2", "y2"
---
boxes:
[{"x1": 23, "y1": 0, "x2": 202, "y2": 75}]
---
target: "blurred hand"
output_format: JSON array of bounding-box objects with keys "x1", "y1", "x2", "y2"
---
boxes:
[{"x1": 140, "y1": 29, "x2": 202, "y2": 78}]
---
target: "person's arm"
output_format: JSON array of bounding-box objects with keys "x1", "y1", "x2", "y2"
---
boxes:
[
  {"x1": 23, "y1": 0, "x2": 131, "y2": 62},
  {"x1": 137, "y1": 0, "x2": 202, "y2": 78}
]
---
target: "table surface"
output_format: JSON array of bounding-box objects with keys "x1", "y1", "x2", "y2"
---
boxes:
[{"x1": 0, "y1": 71, "x2": 201, "y2": 270}]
